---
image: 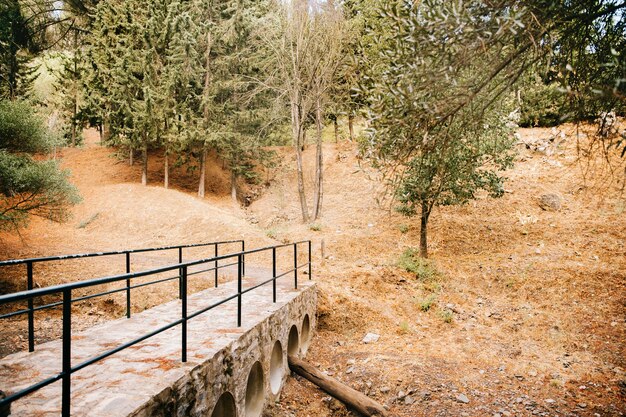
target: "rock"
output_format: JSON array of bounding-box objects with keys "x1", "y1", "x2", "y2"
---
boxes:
[
  {"x1": 528, "y1": 369, "x2": 538, "y2": 377},
  {"x1": 380, "y1": 386, "x2": 390, "y2": 394},
  {"x1": 538, "y1": 193, "x2": 562, "y2": 211},
  {"x1": 420, "y1": 391, "x2": 431, "y2": 400},
  {"x1": 578, "y1": 403, "x2": 587, "y2": 408},
  {"x1": 346, "y1": 366, "x2": 354, "y2": 374},
  {"x1": 404, "y1": 396, "x2": 415, "y2": 405},
  {"x1": 362, "y1": 333, "x2": 380, "y2": 344},
  {"x1": 456, "y1": 394, "x2": 470, "y2": 404},
  {"x1": 397, "y1": 390, "x2": 406, "y2": 400},
  {"x1": 346, "y1": 359, "x2": 356, "y2": 365},
  {"x1": 545, "y1": 399, "x2": 556, "y2": 404}
]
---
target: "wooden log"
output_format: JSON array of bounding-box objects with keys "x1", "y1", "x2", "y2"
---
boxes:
[{"x1": 288, "y1": 355, "x2": 388, "y2": 417}]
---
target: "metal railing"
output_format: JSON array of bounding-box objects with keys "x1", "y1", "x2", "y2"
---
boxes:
[
  {"x1": 0, "y1": 240, "x2": 312, "y2": 417},
  {"x1": 0, "y1": 240, "x2": 245, "y2": 352}
]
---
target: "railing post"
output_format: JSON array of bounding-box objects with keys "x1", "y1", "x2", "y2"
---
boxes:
[
  {"x1": 308, "y1": 240, "x2": 312, "y2": 280},
  {"x1": 241, "y1": 240, "x2": 245, "y2": 277},
  {"x1": 214, "y1": 243, "x2": 218, "y2": 287},
  {"x1": 293, "y1": 243, "x2": 298, "y2": 290},
  {"x1": 125, "y1": 252, "x2": 131, "y2": 319},
  {"x1": 26, "y1": 261, "x2": 34, "y2": 352},
  {"x1": 181, "y1": 266, "x2": 187, "y2": 363},
  {"x1": 178, "y1": 247, "x2": 183, "y2": 300},
  {"x1": 272, "y1": 247, "x2": 277, "y2": 303},
  {"x1": 237, "y1": 254, "x2": 242, "y2": 327},
  {"x1": 61, "y1": 289, "x2": 72, "y2": 417}
]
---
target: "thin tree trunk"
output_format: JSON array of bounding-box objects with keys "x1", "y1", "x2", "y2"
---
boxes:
[
  {"x1": 292, "y1": 101, "x2": 309, "y2": 223},
  {"x1": 163, "y1": 149, "x2": 169, "y2": 189},
  {"x1": 71, "y1": 30, "x2": 78, "y2": 147},
  {"x1": 231, "y1": 170, "x2": 237, "y2": 204},
  {"x1": 348, "y1": 114, "x2": 355, "y2": 142},
  {"x1": 420, "y1": 202, "x2": 430, "y2": 258},
  {"x1": 141, "y1": 143, "x2": 148, "y2": 186},
  {"x1": 333, "y1": 117, "x2": 339, "y2": 143},
  {"x1": 312, "y1": 98, "x2": 323, "y2": 220},
  {"x1": 198, "y1": 148, "x2": 206, "y2": 198},
  {"x1": 129, "y1": 147, "x2": 133, "y2": 166}
]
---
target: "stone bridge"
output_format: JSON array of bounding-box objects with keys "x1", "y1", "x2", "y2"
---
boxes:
[{"x1": 0, "y1": 242, "x2": 316, "y2": 417}]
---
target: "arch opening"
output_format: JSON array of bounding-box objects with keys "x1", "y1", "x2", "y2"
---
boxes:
[
  {"x1": 300, "y1": 314, "x2": 311, "y2": 354},
  {"x1": 245, "y1": 361, "x2": 265, "y2": 417},
  {"x1": 287, "y1": 325, "x2": 299, "y2": 357},
  {"x1": 211, "y1": 391, "x2": 237, "y2": 417},
  {"x1": 269, "y1": 340, "x2": 284, "y2": 394}
]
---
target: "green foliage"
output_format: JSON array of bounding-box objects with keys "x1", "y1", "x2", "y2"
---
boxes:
[
  {"x1": 519, "y1": 80, "x2": 566, "y2": 127},
  {"x1": 0, "y1": 0, "x2": 40, "y2": 100},
  {"x1": 309, "y1": 223, "x2": 322, "y2": 232},
  {"x1": 397, "y1": 248, "x2": 438, "y2": 281},
  {"x1": 0, "y1": 100, "x2": 80, "y2": 231},
  {"x1": 0, "y1": 100, "x2": 52, "y2": 153}
]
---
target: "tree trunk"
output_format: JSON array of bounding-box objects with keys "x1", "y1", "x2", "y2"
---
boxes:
[
  {"x1": 292, "y1": 101, "x2": 310, "y2": 223},
  {"x1": 141, "y1": 143, "x2": 148, "y2": 186},
  {"x1": 420, "y1": 202, "x2": 430, "y2": 258},
  {"x1": 129, "y1": 147, "x2": 133, "y2": 166},
  {"x1": 163, "y1": 149, "x2": 169, "y2": 189},
  {"x1": 333, "y1": 117, "x2": 339, "y2": 143},
  {"x1": 348, "y1": 114, "x2": 355, "y2": 142},
  {"x1": 71, "y1": 30, "x2": 78, "y2": 147},
  {"x1": 198, "y1": 148, "x2": 206, "y2": 198},
  {"x1": 312, "y1": 98, "x2": 323, "y2": 220},
  {"x1": 231, "y1": 170, "x2": 237, "y2": 204},
  {"x1": 288, "y1": 355, "x2": 387, "y2": 417}
]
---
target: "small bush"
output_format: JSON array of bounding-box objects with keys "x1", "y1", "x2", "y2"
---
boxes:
[
  {"x1": 309, "y1": 223, "x2": 322, "y2": 231},
  {"x1": 265, "y1": 228, "x2": 278, "y2": 239},
  {"x1": 398, "y1": 224, "x2": 409, "y2": 234},
  {"x1": 398, "y1": 248, "x2": 438, "y2": 281}
]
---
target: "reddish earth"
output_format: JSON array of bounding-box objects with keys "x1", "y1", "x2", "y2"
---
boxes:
[{"x1": 1, "y1": 125, "x2": 625, "y2": 416}]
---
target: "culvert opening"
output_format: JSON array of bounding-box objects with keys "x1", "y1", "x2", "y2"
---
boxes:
[
  {"x1": 269, "y1": 340, "x2": 284, "y2": 394},
  {"x1": 301, "y1": 314, "x2": 311, "y2": 354},
  {"x1": 245, "y1": 361, "x2": 265, "y2": 417},
  {"x1": 211, "y1": 391, "x2": 236, "y2": 417},
  {"x1": 288, "y1": 325, "x2": 299, "y2": 356}
]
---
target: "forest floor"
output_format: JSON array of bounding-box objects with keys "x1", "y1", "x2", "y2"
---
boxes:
[{"x1": 0, "y1": 125, "x2": 624, "y2": 416}]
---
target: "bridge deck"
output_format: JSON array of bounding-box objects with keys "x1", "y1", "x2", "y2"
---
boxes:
[{"x1": 0, "y1": 268, "x2": 313, "y2": 416}]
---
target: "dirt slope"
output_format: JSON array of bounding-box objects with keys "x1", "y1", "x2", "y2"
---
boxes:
[{"x1": 1, "y1": 126, "x2": 625, "y2": 416}]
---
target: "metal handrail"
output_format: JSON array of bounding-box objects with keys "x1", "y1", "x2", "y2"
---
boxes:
[
  {"x1": 0, "y1": 239, "x2": 245, "y2": 352},
  {"x1": 0, "y1": 240, "x2": 313, "y2": 417}
]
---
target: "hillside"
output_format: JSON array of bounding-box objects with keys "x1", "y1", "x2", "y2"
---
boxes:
[{"x1": 0, "y1": 126, "x2": 625, "y2": 416}]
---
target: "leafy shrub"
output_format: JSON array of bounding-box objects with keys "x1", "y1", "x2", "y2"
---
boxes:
[
  {"x1": 419, "y1": 294, "x2": 437, "y2": 312},
  {"x1": 519, "y1": 81, "x2": 566, "y2": 127}
]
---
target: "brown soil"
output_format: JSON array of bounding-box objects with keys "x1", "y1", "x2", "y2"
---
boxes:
[{"x1": 1, "y1": 125, "x2": 625, "y2": 416}]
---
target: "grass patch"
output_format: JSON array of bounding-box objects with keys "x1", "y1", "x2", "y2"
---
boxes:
[
  {"x1": 439, "y1": 309, "x2": 454, "y2": 323},
  {"x1": 398, "y1": 320, "x2": 411, "y2": 334},
  {"x1": 309, "y1": 223, "x2": 322, "y2": 231},
  {"x1": 398, "y1": 224, "x2": 409, "y2": 234},
  {"x1": 265, "y1": 228, "x2": 278, "y2": 239},
  {"x1": 418, "y1": 294, "x2": 437, "y2": 312},
  {"x1": 397, "y1": 248, "x2": 438, "y2": 281}
]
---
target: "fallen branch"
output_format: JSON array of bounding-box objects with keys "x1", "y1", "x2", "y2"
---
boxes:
[{"x1": 288, "y1": 355, "x2": 388, "y2": 417}]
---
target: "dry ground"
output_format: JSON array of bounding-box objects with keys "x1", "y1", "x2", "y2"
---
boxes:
[{"x1": 0, "y1": 125, "x2": 624, "y2": 416}]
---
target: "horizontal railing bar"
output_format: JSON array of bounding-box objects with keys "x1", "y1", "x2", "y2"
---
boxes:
[
  {"x1": 0, "y1": 240, "x2": 244, "y2": 266},
  {"x1": 0, "y1": 373, "x2": 62, "y2": 406},
  {"x1": 0, "y1": 241, "x2": 311, "y2": 305},
  {"x1": 186, "y1": 292, "x2": 240, "y2": 321},
  {"x1": 241, "y1": 276, "x2": 278, "y2": 295},
  {"x1": 71, "y1": 319, "x2": 184, "y2": 374}
]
